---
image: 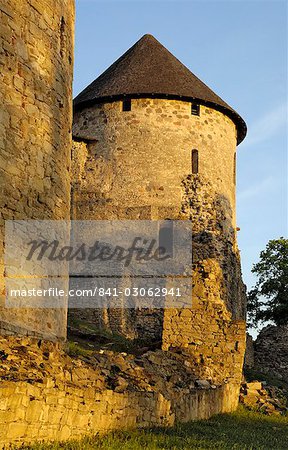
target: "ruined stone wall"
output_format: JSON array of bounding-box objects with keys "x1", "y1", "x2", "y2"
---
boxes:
[
  {"x1": 0, "y1": 0, "x2": 75, "y2": 339},
  {"x1": 0, "y1": 380, "x2": 239, "y2": 449},
  {"x1": 162, "y1": 174, "x2": 246, "y2": 386},
  {"x1": 0, "y1": 337, "x2": 240, "y2": 448},
  {"x1": 71, "y1": 98, "x2": 240, "y2": 341},
  {"x1": 254, "y1": 325, "x2": 288, "y2": 383},
  {"x1": 244, "y1": 333, "x2": 255, "y2": 369}
]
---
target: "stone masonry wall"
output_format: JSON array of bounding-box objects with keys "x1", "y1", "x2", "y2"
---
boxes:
[
  {"x1": 254, "y1": 325, "x2": 288, "y2": 383},
  {"x1": 0, "y1": 0, "x2": 75, "y2": 339},
  {"x1": 0, "y1": 337, "x2": 240, "y2": 448},
  {"x1": 244, "y1": 333, "x2": 255, "y2": 369},
  {"x1": 72, "y1": 99, "x2": 237, "y2": 222},
  {"x1": 162, "y1": 174, "x2": 246, "y2": 387},
  {"x1": 71, "y1": 98, "x2": 240, "y2": 342}
]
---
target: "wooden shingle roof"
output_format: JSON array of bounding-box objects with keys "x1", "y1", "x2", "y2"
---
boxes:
[{"x1": 74, "y1": 34, "x2": 246, "y2": 144}]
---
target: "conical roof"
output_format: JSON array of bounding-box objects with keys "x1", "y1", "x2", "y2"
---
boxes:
[{"x1": 74, "y1": 34, "x2": 246, "y2": 144}]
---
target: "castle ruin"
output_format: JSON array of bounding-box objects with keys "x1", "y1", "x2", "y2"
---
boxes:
[
  {"x1": 0, "y1": 2, "x2": 248, "y2": 446},
  {"x1": 71, "y1": 34, "x2": 247, "y2": 387}
]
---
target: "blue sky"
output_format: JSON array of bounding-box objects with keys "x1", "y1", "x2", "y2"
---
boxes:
[{"x1": 74, "y1": 0, "x2": 287, "y2": 296}]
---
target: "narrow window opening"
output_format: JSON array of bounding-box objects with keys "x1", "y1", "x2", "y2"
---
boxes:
[
  {"x1": 159, "y1": 221, "x2": 174, "y2": 258},
  {"x1": 122, "y1": 99, "x2": 131, "y2": 111},
  {"x1": 192, "y1": 149, "x2": 199, "y2": 174},
  {"x1": 191, "y1": 102, "x2": 200, "y2": 116},
  {"x1": 233, "y1": 153, "x2": 236, "y2": 184}
]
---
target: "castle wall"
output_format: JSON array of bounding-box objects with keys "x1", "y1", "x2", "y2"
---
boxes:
[
  {"x1": 244, "y1": 333, "x2": 255, "y2": 369},
  {"x1": 0, "y1": 337, "x2": 240, "y2": 448},
  {"x1": 71, "y1": 99, "x2": 243, "y2": 342},
  {"x1": 72, "y1": 98, "x2": 237, "y2": 223},
  {"x1": 0, "y1": 0, "x2": 75, "y2": 339},
  {"x1": 0, "y1": 380, "x2": 239, "y2": 449},
  {"x1": 162, "y1": 173, "x2": 246, "y2": 386}
]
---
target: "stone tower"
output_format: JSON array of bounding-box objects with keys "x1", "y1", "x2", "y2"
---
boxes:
[
  {"x1": 0, "y1": 0, "x2": 75, "y2": 339},
  {"x1": 72, "y1": 34, "x2": 247, "y2": 390}
]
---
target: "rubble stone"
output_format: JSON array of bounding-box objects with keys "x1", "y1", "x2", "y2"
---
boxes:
[{"x1": 0, "y1": 336, "x2": 241, "y2": 448}]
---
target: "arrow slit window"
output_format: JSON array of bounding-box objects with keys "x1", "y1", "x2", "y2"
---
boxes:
[{"x1": 192, "y1": 149, "x2": 199, "y2": 174}]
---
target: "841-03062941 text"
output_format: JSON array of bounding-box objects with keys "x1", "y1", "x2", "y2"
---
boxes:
[{"x1": 78, "y1": 286, "x2": 183, "y2": 297}]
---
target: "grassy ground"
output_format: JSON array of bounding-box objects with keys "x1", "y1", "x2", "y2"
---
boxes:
[
  {"x1": 66, "y1": 318, "x2": 157, "y2": 355},
  {"x1": 21, "y1": 406, "x2": 288, "y2": 450}
]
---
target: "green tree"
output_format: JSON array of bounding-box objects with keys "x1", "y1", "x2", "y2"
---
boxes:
[{"x1": 247, "y1": 238, "x2": 288, "y2": 327}]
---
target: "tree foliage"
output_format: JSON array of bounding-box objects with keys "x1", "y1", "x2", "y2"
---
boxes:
[{"x1": 247, "y1": 238, "x2": 288, "y2": 327}]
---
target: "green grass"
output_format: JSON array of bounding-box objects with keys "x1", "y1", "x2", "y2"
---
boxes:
[
  {"x1": 67, "y1": 318, "x2": 160, "y2": 355},
  {"x1": 65, "y1": 341, "x2": 95, "y2": 358},
  {"x1": 19, "y1": 406, "x2": 288, "y2": 450}
]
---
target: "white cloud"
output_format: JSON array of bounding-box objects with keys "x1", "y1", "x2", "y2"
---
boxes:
[
  {"x1": 238, "y1": 176, "x2": 276, "y2": 201},
  {"x1": 242, "y1": 103, "x2": 287, "y2": 148}
]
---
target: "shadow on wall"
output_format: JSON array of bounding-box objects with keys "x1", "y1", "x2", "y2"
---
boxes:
[
  {"x1": 68, "y1": 172, "x2": 247, "y2": 350},
  {"x1": 181, "y1": 174, "x2": 246, "y2": 321}
]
